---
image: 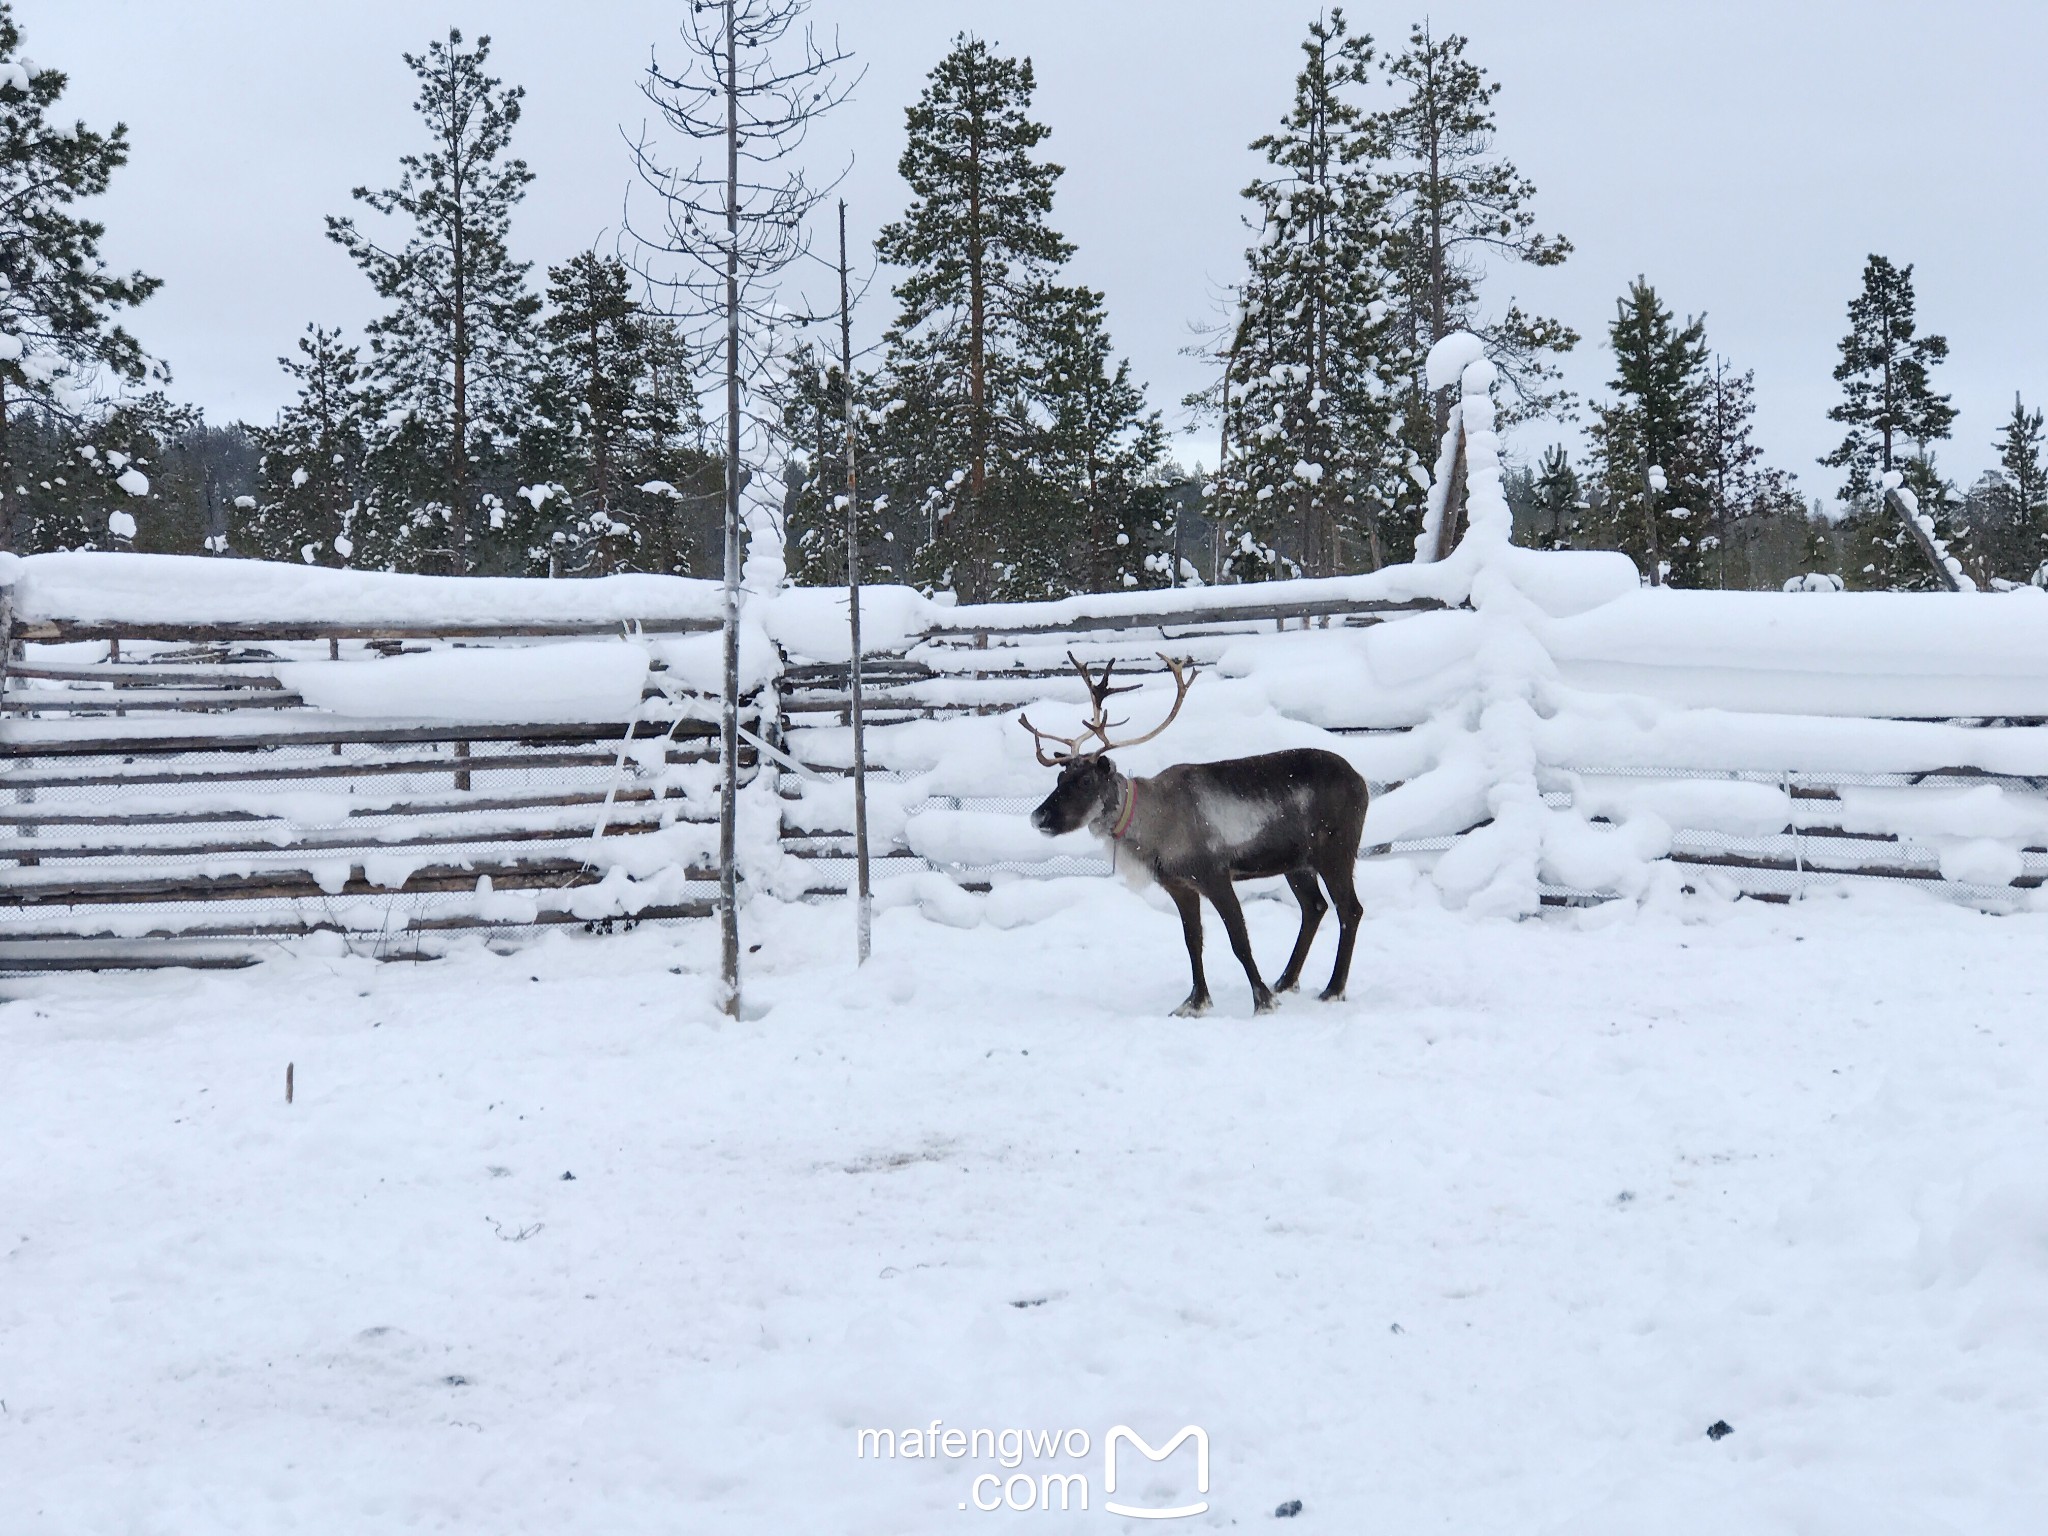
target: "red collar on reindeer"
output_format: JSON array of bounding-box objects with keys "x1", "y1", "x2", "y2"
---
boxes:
[{"x1": 1109, "y1": 777, "x2": 1139, "y2": 840}]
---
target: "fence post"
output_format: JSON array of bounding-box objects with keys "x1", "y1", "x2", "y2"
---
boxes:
[
  {"x1": 1641, "y1": 451, "x2": 1663, "y2": 587},
  {"x1": 1424, "y1": 413, "x2": 1469, "y2": 565},
  {"x1": 838, "y1": 198, "x2": 872, "y2": 965},
  {"x1": 2, "y1": 582, "x2": 35, "y2": 865}
]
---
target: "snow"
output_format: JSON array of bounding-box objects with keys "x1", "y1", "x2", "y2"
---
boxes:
[
  {"x1": 277, "y1": 642, "x2": 651, "y2": 724},
  {"x1": 6, "y1": 329, "x2": 2048, "y2": 1529},
  {"x1": 106, "y1": 510, "x2": 136, "y2": 540},
  {"x1": 115, "y1": 467, "x2": 150, "y2": 497},
  {"x1": 2, "y1": 892, "x2": 2044, "y2": 1531},
  {"x1": 0, "y1": 552, "x2": 723, "y2": 628},
  {"x1": 1542, "y1": 587, "x2": 2048, "y2": 715},
  {"x1": 1424, "y1": 329, "x2": 1486, "y2": 392}
]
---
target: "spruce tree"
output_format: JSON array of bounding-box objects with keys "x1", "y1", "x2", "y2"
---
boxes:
[
  {"x1": 1529, "y1": 443, "x2": 1580, "y2": 550},
  {"x1": 1372, "y1": 21, "x2": 1576, "y2": 447},
  {"x1": 1038, "y1": 285, "x2": 1167, "y2": 591},
  {"x1": 1694, "y1": 357, "x2": 1801, "y2": 587},
  {"x1": 0, "y1": 2, "x2": 162, "y2": 551},
  {"x1": 7, "y1": 395, "x2": 187, "y2": 553},
  {"x1": 519, "y1": 251, "x2": 709, "y2": 575},
  {"x1": 245, "y1": 326, "x2": 385, "y2": 567},
  {"x1": 1586, "y1": 277, "x2": 1708, "y2": 585},
  {"x1": 1820, "y1": 255, "x2": 1954, "y2": 505},
  {"x1": 780, "y1": 345, "x2": 853, "y2": 585},
  {"x1": 875, "y1": 36, "x2": 1155, "y2": 598},
  {"x1": 1214, "y1": 9, "x2": 1408, "y2": 578},
  {"x1": 1992, "y1": 393, "x2": 2047, "y2": 575},
  {"x1": 327, "y1": 29, "x2": 538, "y2": 574}
]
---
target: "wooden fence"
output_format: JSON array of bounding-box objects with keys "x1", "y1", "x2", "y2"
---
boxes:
[
  {"x1": 772, "y1": 592, "x2": 2048, "y2": 914},
  {"x1": 13, "y1": 559, "x2": 2048, "y2": 974},
  {"x1": 1, "y1": 581, "x2": 739, "y2": 972},
  {"x1": 773, "y1": 590, "x2": 1449, "y2": 896}
]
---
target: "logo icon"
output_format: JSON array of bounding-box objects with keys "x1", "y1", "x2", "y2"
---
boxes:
[{"x1": 1102, "y1": 1425, "x2": 1209, "y2": 1519}]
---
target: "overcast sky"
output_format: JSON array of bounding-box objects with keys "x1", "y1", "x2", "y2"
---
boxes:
[{"x1": 25, "y1": 1, "x2": 2048, "y2": 504}]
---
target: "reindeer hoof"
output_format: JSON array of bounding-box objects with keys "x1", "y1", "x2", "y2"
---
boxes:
[
  {"x1": 1318, "y1": 986, "x2": 1346, "y2": 1003},
  {"x1": 1276, "y1": 975, "x2": 1302, "y2": 994},
  {"x1": 1253, "y1": 991, "x2": 1278, "y2": 1014},
  {"x1": 1172, "y1": 995, "x2": 1211, "y2": 1018}
]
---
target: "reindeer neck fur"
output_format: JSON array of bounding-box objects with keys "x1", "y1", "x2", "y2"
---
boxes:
[{"x1": 1085, "y1": 765, "x2": 1161, "y2": 885}]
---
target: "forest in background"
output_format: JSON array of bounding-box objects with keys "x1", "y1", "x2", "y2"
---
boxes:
[{"x1": 3, "y1": 1, "x2": 2045, "y2": 596}]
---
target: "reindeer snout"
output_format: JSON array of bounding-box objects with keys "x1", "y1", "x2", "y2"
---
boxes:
[{"x1": 1029, "y1": 804, "x2": 1053, "y2": 833}]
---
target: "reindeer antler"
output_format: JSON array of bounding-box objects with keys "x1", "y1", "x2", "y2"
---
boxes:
[
  {"x1": 1069, "y1": 650, "x2": 1141, "y2": 750},
  {"x1": 1091, "y1": 654, "x2": 1196, "y2": 751},
  {"x1": 1017, "y1": 652, "x2": 1197, "y2": 764},
  {"x1": 1018, "y1": 712, "x2": 1094, "y2": 766}
]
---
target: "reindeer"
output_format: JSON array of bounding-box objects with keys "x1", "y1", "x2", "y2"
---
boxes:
[{"x1": 1022, "y1": 654, "x2": 1368, "y2": 1016}]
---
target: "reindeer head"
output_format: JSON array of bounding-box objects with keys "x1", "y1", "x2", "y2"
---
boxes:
[{"x1": 1022, "y1": 653, "x2": 1195, "y2": 836}]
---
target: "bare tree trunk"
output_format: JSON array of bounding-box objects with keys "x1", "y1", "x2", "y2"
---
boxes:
[
  {"x1": 964, "y1": 61, "x2": 988, "y2": 598},
  {"x1": 0, "y1": 373, "x2": 13, "y2": 553},
  {"x1": 717, "y1": 0, "x2": 743, "y2": 1016},
  {"x1": 589, "y1": 306, "x2": 610, "y2": 518},
  {"x1": 448, "y1": 49, "x2": 472, "y2": 576},
  {"x1": 1641, "y1": 449, "x2": 1662, "y2": 587},
  {"x1": 838, "y1": 200, "x2": 871, "y2": 964}
]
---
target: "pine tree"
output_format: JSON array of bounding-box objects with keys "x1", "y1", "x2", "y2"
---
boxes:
[
  {"x1": 1214, "y1": 9, "x2": 1408, "y2": 579},
  {"x1": 1586, "y1": 277, "x2": 1708, "y2": 585},
  {"x1": 5, "y1": 394, "x2": 188, "y2": 552},
  {"x1": 245, "y1": 325, "x2": 385, "y2": 567},
  {"x1": 519, "y1": 251, "x2": 710, "y2": 575},
  {"x1": 0, "y1": 2, "x2": 162, "y2": 551},
  {"x1": 875, "y1": 35, "x2": 1156, "y2": 599},
  {"x1": 1820, "y1": 255, "x2": 1954, "y2": 505},
  {"x1": 1528, "y1": 443, "x2": 1580, "y2": 550},
  {"x1": 779, "y1": 345, "x2": 853, "y2": 585},
  {"x1": 1372, "y1": 21, "x2": 1575, "y2": 447},
  {"x1": 1693, "y1": 357, "x2": 1802, "y2": 587},
  {"x1": 1991, "y1": 393, "x2": 2047, "y2": 576},
  {"x1": 327, "y1": 29, "x2": 538, "y2": 574},
  {"x1": 1038, "y1": 285, "x2": 1168, "y2": 591}
]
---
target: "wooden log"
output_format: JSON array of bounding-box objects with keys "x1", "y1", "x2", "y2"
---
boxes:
[
  {"x1": 0, "y1": 810, "x2": 695, "y2": 863},
  {"x1": 0, "y1": 744, "x2": 741, "y2": 792},
  {"x1": 9, "y1": 616, "x2": 721, "y2": 643},
  {"x1": 1668, "y1": 849, "x2": 1942, "y2": 882},
  {"x1": 0, "y1": 786, "x2": 671, "y2": 828},
  {"x1": 0, "y1": 902, "x2": 717, "y2": 946},
  {"x1": 4, "y1": 690, "x2": 306, "y2": 712},
  {"x1": 4, "y1": 662, "x2": 291, "y2": 687},
  {"x1": 1432, "y1": 417, "x2": 1471, "y2": 564},
  {"x1": 0, "y1": 716, "x2": 718, "y2": 760},
  {"x1": 0, "y1": 953, "x2": 263, "y2": 972},
  {"x1": 2, "y1": 856, "x2": 723, "y2": 906},
  {"x1": 916, "y1": 595, "x2": 1442, "y2": 640},
  {"x1": 1883, "y1": 486, "x2": 1965, "y2": 593}
]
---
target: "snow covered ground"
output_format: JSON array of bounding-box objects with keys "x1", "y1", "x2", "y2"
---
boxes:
[{"x1": 3, "y1": 877, "x2": 2044, "y2": 1534}]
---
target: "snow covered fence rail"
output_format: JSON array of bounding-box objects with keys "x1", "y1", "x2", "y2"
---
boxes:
[
  {"x1": 769, "y1": 578, "x2": 1470, "y2": 897},
  {"x1": 0, "y1": 553, "x2": 747, "y2": 973},
  {"x1": 769, "y1": 335, "x2": 2048, "y2": 917}
]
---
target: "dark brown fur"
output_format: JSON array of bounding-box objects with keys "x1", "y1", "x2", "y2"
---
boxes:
[{"x1": 1031, "y1": 747, "x2": 1368, "y2": 1015}]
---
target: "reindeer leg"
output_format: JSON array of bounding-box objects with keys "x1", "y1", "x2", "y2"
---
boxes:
[
  {"x1": 1318, "y1": 857, "x2": 1365, "y2": 1002},
  {"x1": 1274, "y1": 870, "x2": 1327, "y2": 993},
  {"x1": 1164, "y1": 878, "x2": 1210, "y2": 1017},
  {"x1": 1201, "y1": 875, "x2": 1274, "y2": 1014}
]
